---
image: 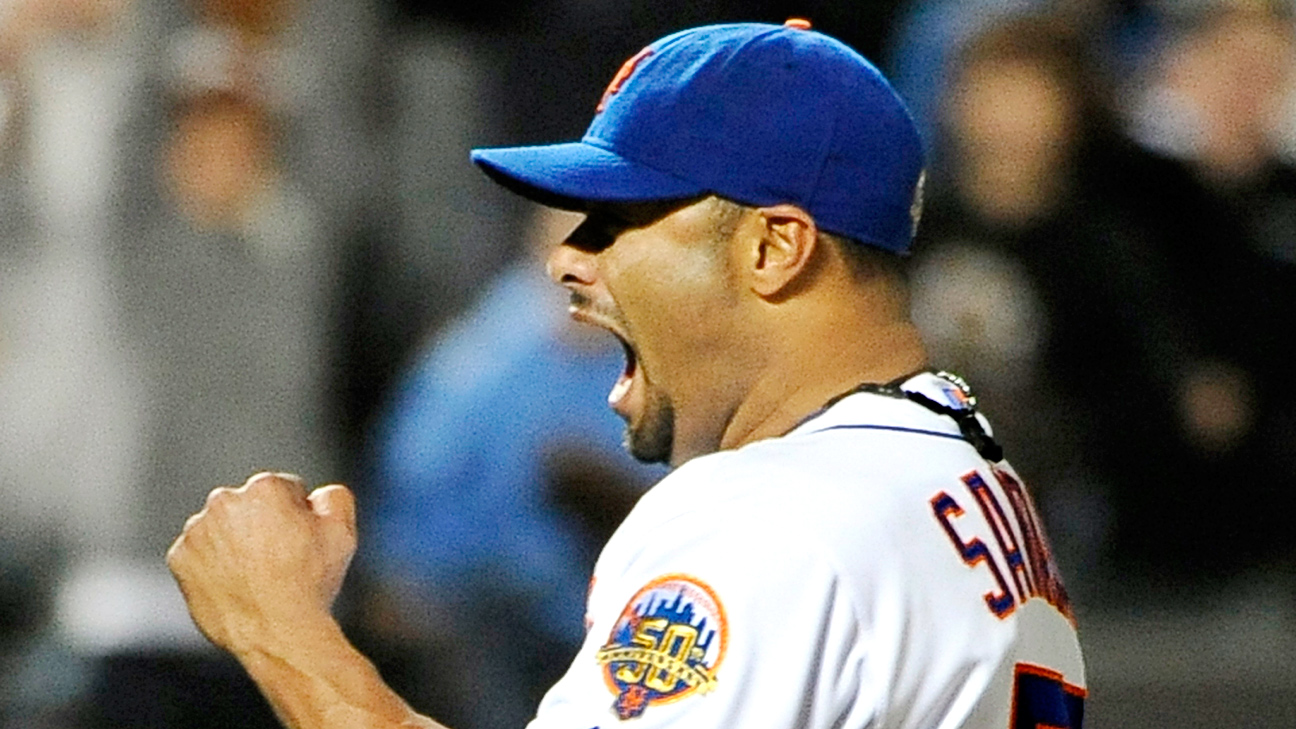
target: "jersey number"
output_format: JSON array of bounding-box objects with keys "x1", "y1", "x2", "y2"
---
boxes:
[{"x1": 1012, "y1": 663, "x2": 1085, "y2": 729}]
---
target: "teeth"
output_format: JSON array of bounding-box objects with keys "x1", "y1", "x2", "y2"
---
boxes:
[{"x1": 609, "y1": 374, "x2": 632, "y2": 406}]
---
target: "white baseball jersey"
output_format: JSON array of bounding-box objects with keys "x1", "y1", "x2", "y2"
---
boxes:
[{"x1": 527, "y1": 371, "x2": 1085, "y2": 729}]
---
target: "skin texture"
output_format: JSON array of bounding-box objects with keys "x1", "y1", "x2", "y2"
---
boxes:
[
  {"x1": 551, "y1": 196, "x2": 927, "y2": 467},
  {"x1": 167, "y1": 199, "x2": 928, "y2": 728},
  {"x1": 556, "y1": 198, "x2": 746, "y2": 464},
  {"x1": 168, "y1": 472, "x2": 443, "y2": 729}
]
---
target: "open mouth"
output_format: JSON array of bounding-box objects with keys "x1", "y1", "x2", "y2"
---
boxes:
[
  {"x1": 608, "y1": 333, "x2": 639, "y2": 415},
  {"x1": 567, "y1": 300, "x2": 642, "y2": 419}
]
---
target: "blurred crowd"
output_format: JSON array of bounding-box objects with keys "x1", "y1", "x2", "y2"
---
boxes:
[{"x1": 0, "y1": 0, "x2": 1293, "y2": 727}]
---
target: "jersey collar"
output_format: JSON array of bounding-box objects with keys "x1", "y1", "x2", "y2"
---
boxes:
[{"x1": 787, "y1": 370, "x2": 1003, "y2": 461}]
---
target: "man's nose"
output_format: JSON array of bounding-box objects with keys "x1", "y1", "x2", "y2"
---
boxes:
[{"x1": 546, "y1": 242, "x2": 598, "y2": 288}]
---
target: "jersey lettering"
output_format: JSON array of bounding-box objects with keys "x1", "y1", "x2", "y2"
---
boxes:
[
  {"x1": 1011, "y1": 663, "x2": 1086, "y2": 728},
  {"x1": 993, "y1": 467, "x2": 1073, "y2": 621},
  {"x1": 930, "y1": 492, "x2": 1016, "y2": 617},
  {"x1": 964, "y1": 472, "x2": 1033, "y2": 600},
  {"x1": 930, "y1": 468, "x2": 1072, "y2": 621}
]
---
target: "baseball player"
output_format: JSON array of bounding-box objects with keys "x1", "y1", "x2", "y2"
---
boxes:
[{"x1": 167, "y1": 20, "x2": 1085, "y2": 729}]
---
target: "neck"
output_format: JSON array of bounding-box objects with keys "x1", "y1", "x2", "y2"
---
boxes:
[
  {"x1": 664, "y1": 227, "x2": 928, "y2": 468},
  {"x1": 717, "y1": 316, "x2": 928, "y2": 453}
]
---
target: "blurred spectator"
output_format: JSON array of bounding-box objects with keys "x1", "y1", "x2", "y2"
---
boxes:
[
  {"x1": 913, "y1": 5, "x2": 1296, "y2": 587},
  {"x1": 194, "y1": 0, "x2": 298, "y2": 42},
  {"x1": 0, "y1": 0, "x2": 152, "y2": 723},
  {"x1": 337, "y1": 27, "x2": 514, "y2": 445},
  {"x1": 1115, "y1": 0, "x2": 1296, "y2": 574},
  {"x1": 357, "y1": 204, "x2": 664, "y2": 729},
  {"x1": 117, "y1": 83, "x2": 339, "y2": 563},
  {"x1": 1131, "y1": 0, "x2": 1295, "y2": 189},
  {"x1": 886, "y1": 0, "x2": 1164, "y2": 146},
  {"x1": 157, "y1": 0, "x2": 390, "y2": 455},
  {"x1": 909, "y1": 13, "x2": 1204, "y2": 588},
  {"x1": 886, "y1": 0, "x2": 1040, "y2": 144},
  {"x1": 82, "y1": 14, "x2": 337, "y2": 728}
]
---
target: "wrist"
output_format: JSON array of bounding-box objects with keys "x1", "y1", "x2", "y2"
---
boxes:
[
  {"x1": 230, "y1": 613, "x2": 438, "y2": 729},
  {"x1": 231, "y1": 610, "x2": 344, "y2": 667}
]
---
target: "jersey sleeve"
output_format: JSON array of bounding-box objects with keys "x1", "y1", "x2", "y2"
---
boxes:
[{"x1": 526, "y1": 470, "x2": 889, "y2": 729}]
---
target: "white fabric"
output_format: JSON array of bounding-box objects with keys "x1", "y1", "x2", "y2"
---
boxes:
[{"x1": 529, "y1": 372, "x2": 1085, "y2": 729}]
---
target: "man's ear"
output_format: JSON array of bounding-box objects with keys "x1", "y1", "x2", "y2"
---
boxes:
[{"x1": 748, "y1": 204, "x2": 819, "y2": 298}]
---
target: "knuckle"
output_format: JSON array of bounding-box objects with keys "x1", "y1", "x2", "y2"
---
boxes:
[
  {"x1": 165, "y1": 535, "x2": 186, "y2": 567},
  {"x1": 272, "y1": 471, "x2": 306, "y2": 486},
  {"x1": 243, "y1": 472, "x2": 277, "y2": 491},
  {"x1": 245, "y1": 471, "x2": 304, "y2": 492},
  {"x1": 243, "y1": 472, "x2": 308, "y2": 506},
  {"x1": 205, "y1": 486, "x2": 233, "y2": 508}
]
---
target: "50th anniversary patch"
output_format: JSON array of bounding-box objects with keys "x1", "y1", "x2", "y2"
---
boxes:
[{"x1": 596, "y1": 574, "x2": 728, "y2": 720}]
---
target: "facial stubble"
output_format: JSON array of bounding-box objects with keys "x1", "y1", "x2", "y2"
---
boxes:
[
  {"x1": 622, "y1": 198, "x2": 748, "y2": 466},
  {"x1": 624, "y1": 384, "x2": 675, "y2": 465}
]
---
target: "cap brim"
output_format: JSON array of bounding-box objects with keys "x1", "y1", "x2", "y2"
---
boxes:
[{"x1": 471, "y1": 142, "x2": 707, "y2": 210}]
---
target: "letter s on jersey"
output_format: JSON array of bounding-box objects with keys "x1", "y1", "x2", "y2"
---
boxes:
[{"x1": 930, "y1": 468, "x2": 1074, "y2": 622}]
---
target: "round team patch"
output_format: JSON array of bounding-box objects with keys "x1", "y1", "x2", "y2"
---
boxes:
[{"x1": 596, "y1": 574, "x2": 728, "y2": 720}]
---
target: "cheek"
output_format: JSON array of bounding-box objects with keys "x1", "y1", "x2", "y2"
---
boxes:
[
  {"x1": 612, "y1": 248, "x2": 738, "y2": 372},
  {"x1": 616, "y1": 244, "x2": 726, "y2": 319}
]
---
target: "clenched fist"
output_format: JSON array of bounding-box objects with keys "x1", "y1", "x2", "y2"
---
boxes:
[{"x1": 167, "y1": 472, "x2": 357, "y2": 657}]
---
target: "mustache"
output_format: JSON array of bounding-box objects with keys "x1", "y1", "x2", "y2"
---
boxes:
[
  {"x1": 567, "y1": 291, "x2": 624, "y2": 329},
  {"x1": 569, "y1": 291, "x2": 591, "y2": 309}
]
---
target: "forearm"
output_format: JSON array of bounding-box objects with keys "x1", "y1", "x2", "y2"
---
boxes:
[{"x1": 235, "y1": 615, "x2": 446, "y2": 729}]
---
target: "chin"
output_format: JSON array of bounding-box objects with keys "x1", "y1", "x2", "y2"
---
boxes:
[
  {"x1": 625, "y1": 424, "x2": 672, "y2": 465},
  {"x1": 625, "y1": 395, "x2": 675, "y2": 465}
]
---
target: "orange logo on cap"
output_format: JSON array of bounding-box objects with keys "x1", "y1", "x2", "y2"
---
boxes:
[{"x1": 597, "y1": 47, "x2": 654, "y2": 113}]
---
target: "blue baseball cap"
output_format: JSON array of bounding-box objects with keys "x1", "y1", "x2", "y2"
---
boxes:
[{"x1": 471, "y1": 21, "x2": 926, "y2": 254}]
